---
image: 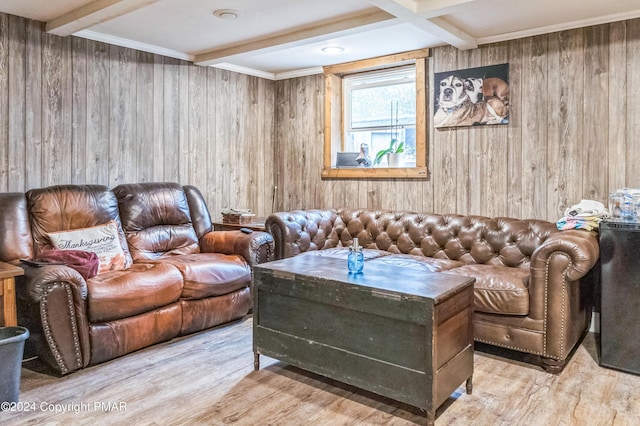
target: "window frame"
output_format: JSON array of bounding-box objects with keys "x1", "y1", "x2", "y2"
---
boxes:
[{"x1": 322, "y1": 49, "x2": 429, "y2": 179}]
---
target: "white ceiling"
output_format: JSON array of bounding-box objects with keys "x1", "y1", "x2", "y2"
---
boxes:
[{"x1": 2, "y1": 0, "x2": 640, "y2": 80}]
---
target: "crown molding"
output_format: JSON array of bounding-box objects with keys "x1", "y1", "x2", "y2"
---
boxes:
[
  {"x1": 74, "y1": 30, "x2": 194, "y2": 61},
  {"x1": 210, "y1": 63, "x2": 276, "y2": 80},
  {"x1": 478, "y1": 10, "x2": 640, "y2": 45},
  {"x1": 274, "y1": 67, "x2": 324, "y2": 80}
]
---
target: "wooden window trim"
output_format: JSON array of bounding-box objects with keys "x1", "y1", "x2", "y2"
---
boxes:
[{"x1": 322, "y1": 49, "x2": 429, "y2": 179}]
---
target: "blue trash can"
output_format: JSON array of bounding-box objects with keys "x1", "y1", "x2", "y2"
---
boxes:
[{"x1": 0, "y1": 327, "x2": 29, "y2": 406}]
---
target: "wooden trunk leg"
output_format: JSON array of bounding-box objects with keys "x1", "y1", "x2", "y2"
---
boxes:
[
  {"x1": 466, "y1": 375, "x2": 473, "y2": 395},
  {"x1": 425, "y1": 410, "x2": 435, "y2": 426},
  {"x1": 254, "y1": 352, "x2": 260, "y2": 371}
]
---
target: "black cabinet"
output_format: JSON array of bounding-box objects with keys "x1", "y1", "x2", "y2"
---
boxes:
[{"x1": 599, "y1": 221, "x2": 640, "y2": 375}]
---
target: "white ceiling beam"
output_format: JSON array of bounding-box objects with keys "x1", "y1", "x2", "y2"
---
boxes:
[
  {"x1": 195, "y1": 10, "x2": 397, "y2": 67},
  {"x1": 46, "y1": 0, "x2": 160, "y2": 36},
  {"x1": 414, "y1": 0, "x2": 477, "y2": 18},
  {"x1": 368, "y1": 0, "x2": 477, "y2": 49}
]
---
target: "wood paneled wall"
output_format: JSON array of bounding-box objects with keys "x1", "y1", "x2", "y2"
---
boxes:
[
  {"x1": 3, "y1": 14, "x2": 640, "y2": 223},
  {"x1": 0, "y1": 14, "x2": 276, "y2": 218},
  {"x1": 275, "y1": 19, "x2": 640, "y2": 222}
]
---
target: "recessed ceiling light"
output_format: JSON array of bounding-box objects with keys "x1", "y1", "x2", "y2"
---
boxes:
[
  {"x1": 213, "y1": 9, "x2": 242, "y2": 20},
  {"x1": 321, "y1": 46, "x2": 345, "y2": 54}
]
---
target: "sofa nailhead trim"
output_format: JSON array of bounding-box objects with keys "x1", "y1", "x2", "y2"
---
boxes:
[
  {"x1": 476, "y1": 251, "x2": 571, "y2": 362},
  {"x1": 250, "y1": 234, "x2": 274, "y2": 264},
  {"x1": 559, "y1": 254, "x2": 569, "y2": 358},
  {"x1": 543, "y1": 252, "x2": 569, "y2": 359},
  {"x1": 543, "y1": 252, "x2": 570, "y2": 359},
  {"x1": 41, "y1": 285, "x2": 68, "y2": 374},
  {"x1": 543, "y1": 257, "x2": 549, "y2": 355},
  {"x1": 66, "y1": 284, "x2": 83, "y2": 369},
  {"x1": 474, "y1": 337, "x2": 545, "y2": 357},
  {"x1": 40, "y1": 282, "x2": 84, "y2": 374}
]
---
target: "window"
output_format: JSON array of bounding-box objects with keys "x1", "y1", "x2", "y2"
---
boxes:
[
  {"x1": 344, "y1": 66, "x2": 417, "y2": 167},
  {"x1": 322, "y1": 49, "x2": 428, "y2": 179}
]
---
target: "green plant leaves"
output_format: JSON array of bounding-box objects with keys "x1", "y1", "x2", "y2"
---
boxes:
[{"x1": 373, "y1": 139, "x2": 404, "y2": 165}]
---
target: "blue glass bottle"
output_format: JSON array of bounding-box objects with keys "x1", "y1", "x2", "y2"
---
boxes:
[{"x1": 348, "y1": 237, "x2": 364, "y2": 273}]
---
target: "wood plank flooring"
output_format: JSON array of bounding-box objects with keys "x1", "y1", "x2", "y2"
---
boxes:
[{"x1": 2, "y1": 316, "x2": 639, "y2": 425}]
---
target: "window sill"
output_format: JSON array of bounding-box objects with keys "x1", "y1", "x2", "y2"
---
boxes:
[{"x1": 321, "y1": 166, "x2": 428, "y2": 179}]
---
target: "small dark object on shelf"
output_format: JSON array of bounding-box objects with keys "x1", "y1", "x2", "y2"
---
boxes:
[{"x1": 20, "y1": 259, "x2": 65, "y2": 267}]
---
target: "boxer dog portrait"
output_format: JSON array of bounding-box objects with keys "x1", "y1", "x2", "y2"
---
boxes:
[
  {"x1": 434, "y1": 75, "x2": 488, "y2": 127},
  {"x1": 434, "y1": 64, "x2": 510, "y2": 128}
]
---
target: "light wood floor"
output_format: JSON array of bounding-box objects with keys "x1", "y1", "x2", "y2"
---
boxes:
[{"x1": 2, "y1": 316, "x2": 639, "y2": 425}]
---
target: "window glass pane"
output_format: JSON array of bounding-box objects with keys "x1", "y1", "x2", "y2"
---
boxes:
[
  {"x1": 342, "y1": 66, "x2": 417, "y2": 167},
  {"x1": 346, "y1": 66, "x2": 416, "y2": 131},
  {"x1": 350, "y1": 82, "x2": 415, "y2": 129}
]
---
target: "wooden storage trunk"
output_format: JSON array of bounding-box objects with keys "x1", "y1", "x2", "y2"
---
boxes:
[{"x1": 252, "y1": 254, "x2": 474, "y2": 424}]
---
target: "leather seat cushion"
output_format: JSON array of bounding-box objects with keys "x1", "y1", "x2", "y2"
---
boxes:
[
  {"x1": 87, "y1": 263, "x2": 184, "y2": 323},
  {"x1": 299, "y1": 247, "x2": 390, "y2": 260},
  {"x1": 445, "y1": 264, "x2": 530, "y2": 315},
  {"x1": 147, "y1": 253, "x2": 251, "y2": 299},
  {"x1": 367, "y1": 253, "x2": 464, "y2": 272}
]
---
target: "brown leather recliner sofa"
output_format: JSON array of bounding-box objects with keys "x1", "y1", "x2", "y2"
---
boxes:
[
  {"x1": 265, "y1": 208, "x2": 599, "y2": 372},
  {"x1": 0, "y1": 182, "x2": 274, "y2": 375}
]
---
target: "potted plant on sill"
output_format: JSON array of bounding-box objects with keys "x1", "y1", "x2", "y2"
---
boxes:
[
  {"x1": 373, "y1": 138, "x2": 404, "y2": 167},
  {"x1": 374, "y1": 101, "x2": 404, "y2": 167}
]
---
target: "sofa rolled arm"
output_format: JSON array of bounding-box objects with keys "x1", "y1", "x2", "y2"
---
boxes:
[
  {"x1": 527, "y1": 229, "x2": 599, "y2": 361},
  {"x1": 199, "y1": 230, "x2": 274, "y2": 266},
  {"x1": 265, "y1": 209, "x2": 338, "y2": 259},
  {"x1": 530, "y1": 230, "x2": 599, "y2": 281},
  {"x1": 17, "y1": 264, "x2": 90, "y2": 374},
  {"x1": 19, "y1": 264, "x2": 88, "y2": 303}
]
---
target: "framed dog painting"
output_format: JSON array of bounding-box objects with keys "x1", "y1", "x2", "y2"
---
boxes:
[{"x1": 433, "y1": 63, "x2": 509, "y2": 128}]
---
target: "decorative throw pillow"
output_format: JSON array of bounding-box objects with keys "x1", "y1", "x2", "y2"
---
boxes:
[{"x1": 47, "y1": 221, "x2": 132, "y2": 274}]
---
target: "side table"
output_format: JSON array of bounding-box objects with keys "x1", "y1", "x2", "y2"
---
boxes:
[
  {"x1": 0, "y1": 261, "x2": 24, "y2": 327},
  {"x1": 213, "y1": 217, "x2": 266, "y2": 232}
]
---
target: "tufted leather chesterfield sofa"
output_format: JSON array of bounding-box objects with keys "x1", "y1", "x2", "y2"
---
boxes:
[
  {"x1": 0, "y1": 182, "x2": 274, "y2": 375},
  {"x1": 265, "y1": 208, "x2": 599, "y2": 372}
]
